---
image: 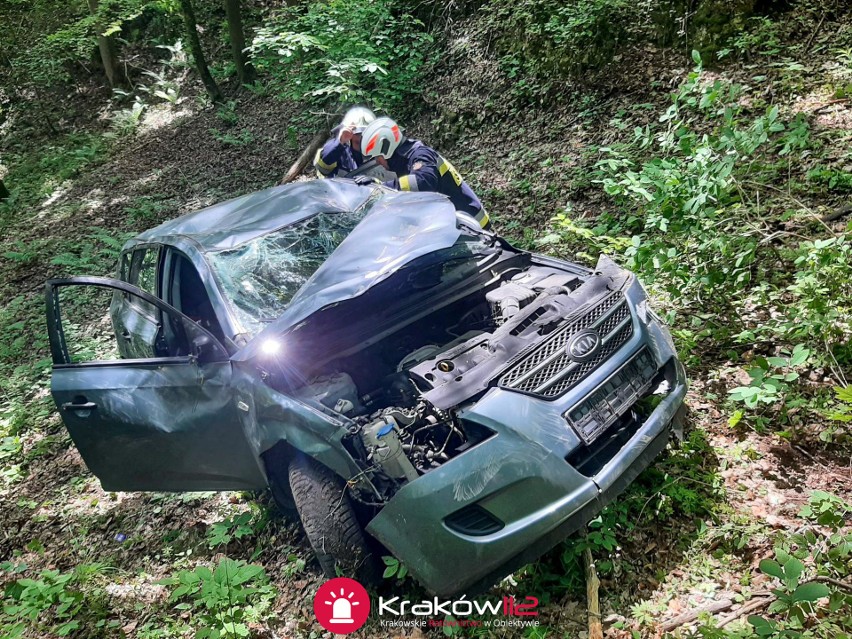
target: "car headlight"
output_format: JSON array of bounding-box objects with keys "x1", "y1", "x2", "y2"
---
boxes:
[{"x1": 636, "y1": 298, "x2": 676, "y2": 353}]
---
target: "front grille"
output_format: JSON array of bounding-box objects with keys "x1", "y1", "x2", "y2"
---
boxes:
[{"x1": 498, "y1": 292, "x2": 634, "y2": 399}]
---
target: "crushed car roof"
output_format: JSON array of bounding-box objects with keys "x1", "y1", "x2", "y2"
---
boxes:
[
  {"x1": 127, "y1": 177, "x2": 468, "y2": 345},
  {"x1": 131, "y1": 179, "x2": 376, "y2": 252}
]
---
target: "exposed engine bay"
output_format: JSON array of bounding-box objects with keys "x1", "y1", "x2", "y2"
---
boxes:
[{"x1": 283, "y1": 251, "x2": 628, "y2": 503}]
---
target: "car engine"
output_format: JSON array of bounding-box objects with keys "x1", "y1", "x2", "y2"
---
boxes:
[{"x1": 288, "y1": 262, "x2": 624, "y2": 502}]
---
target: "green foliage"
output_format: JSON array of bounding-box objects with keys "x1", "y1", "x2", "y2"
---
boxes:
[
  {"x1": 207, "y1": 508, "x2": 267, "y2": 549},
  {"x1": 806, "y1": 167, "x2": 852, "y2": 193},
  {"x1": 125, "y1": 196, "x2": 173, "y2": 224},
  {"x1": 381, "y1": 555, "x2": 409, "y2": 580},
  {"x1": 719, "y1": 16, "x2": 783, "y2": 60},
  {"x1": 0, "y1": 565, "x2": 110, "y2": 638},
  {"x1": 728, "y1": 345, "x2": 810, "y2": 410},
  {"x1": 1, "y1": 569, "x2": 82, "y2": 637},
  {"x1": 216, "y1": 101, "x2": 240, "y2": 127},
  {"x1": 691, "y1": 491, "x2": 852, "y2": 638},
  {"x1": 797, "y1": 491, "x2": 851, "y2": 530},
  {"x1": 0, "y1": 133, "x2": 107, "y2": 227},
  {"x1": 50, "y1": 228, "x2": 132, "y2": 273},
  {"x1": 108, "y1": 98, "x2": 148, "y2": 138},
  {"x1": 748, "y1": 548, "x2": 835, "y2": 638},
  {"x1": 248, "y1": 0, "x2": 434, "y2": 115},
  {"x1": 780, "y1": 236, "x2": 852, "y2": 345},
  {"x1": 4, "y1": 0, "x2": 170, "y2": 88},
  {"x1": 159, "y1": 558, "x2": 276, "y2": 639},
  {"x1": 209, "y1": 129, "x2": 255, "y2": 146},
  {"x1": 827, "y1": 386, "x2": 852, "y2": 440},
  {"x1": 538, "y1": 206, "x2": 632, "y2": 263},
  {"x1": 593, "y1": 56, "x2": 789, "y2": 299},
  {"x1": 489, "y1": 0, "x2": 635, "y2": 92},
  {"x1": 541, "y1": 52, "x2": 850, "y2": 444}
]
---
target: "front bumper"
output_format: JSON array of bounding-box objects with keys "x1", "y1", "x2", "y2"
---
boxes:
[{"x1": 366, "y1": 280, "x2": 687, "y2": 596}]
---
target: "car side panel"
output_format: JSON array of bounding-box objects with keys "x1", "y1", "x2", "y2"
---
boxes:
[{"x1": 231, "y1": 365, "x2": 366, "y2": 482}]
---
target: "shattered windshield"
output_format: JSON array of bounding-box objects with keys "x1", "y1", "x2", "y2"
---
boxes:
[{"x1": 208, "y1": 209, "x2": 370, "y2": 335}]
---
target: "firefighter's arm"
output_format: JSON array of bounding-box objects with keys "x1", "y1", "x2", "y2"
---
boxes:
[
  {"x1": 383, "y1": 156, "x2": 441, "y2": 192},
  {"x1": 314, "y1": 135, "x2": 347, "y2": 177}
]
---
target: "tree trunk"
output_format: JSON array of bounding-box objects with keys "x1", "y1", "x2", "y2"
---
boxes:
[
  {"x1": 87, "y1": 0, "x2": 121, "y2": 87},
  {"x1": 0, "y1": 179, "x2": 9, "y2": 201},
  {"x1": 280, "y1": 131, "x2": 328, "y2": 184},
  {"x1": 224, "y1": 0, "x2": 254, "y2": 84},
  {"x1": 179, "y1": 0, "x2": 223, "y2": 102}
]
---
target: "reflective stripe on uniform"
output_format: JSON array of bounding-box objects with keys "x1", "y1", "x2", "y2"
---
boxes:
[
  {"x1": 399, "y1": 175, "x2": 419, "y2": 191},
  {"x1": 474, "y1": 208, "x2": 490, "y2": 228},
  {"x1": 458, "y1": 208, "x2": 490, "y2": 229},
  {"x1": 437, "y1": 158, "x2": 463, "y2": 186},
  {"x1": 313, "y1": 149, "x2": 337, "y2": 176}
]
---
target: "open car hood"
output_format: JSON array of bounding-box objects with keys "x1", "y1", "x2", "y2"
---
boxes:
[{"x1": 233, "y1": 189, "x2": 462, "y2": 361}]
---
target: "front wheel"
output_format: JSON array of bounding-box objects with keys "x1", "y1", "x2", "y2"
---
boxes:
[{"x1": 288, "y1": 456, "x2": 381, "y2": 584}]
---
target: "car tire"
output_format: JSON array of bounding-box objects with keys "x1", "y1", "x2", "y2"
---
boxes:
[
  {"x1": 288, "y1": 455, "x2": 381, "y2": 585},
  {"x1": 268, "y1": 469, "x2": 300, "y2": 519}
]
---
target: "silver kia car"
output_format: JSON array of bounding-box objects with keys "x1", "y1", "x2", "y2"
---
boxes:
[{"x1": 47, "y1": 179, "x2": 687, "y2": 595}]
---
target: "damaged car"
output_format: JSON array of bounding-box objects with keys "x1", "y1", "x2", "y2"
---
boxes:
[{"x1": 46, "y1": 179, "x2": 687, "y2": 596}]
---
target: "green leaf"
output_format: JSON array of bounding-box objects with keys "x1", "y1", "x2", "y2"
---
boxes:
[
  {"x1": 691, "y1": 50, "x2": 702, "y2": 65},
  {"x1": 834, "y1": 386, "x2": 852, "y2": 403},
  {"x1": 443, "y1": 615, "x2": 459, "y2": 636},
  {"x1": 196, "y1": 566, "x2": 214, "y2": 582},
  {"x1": 748, "y1": 615, "x2": 775, "y2": 637},
  {"x1": 227, "y1": 622, "x2": 250, "y2": 637},
  {"x1": 383, "y1": 565, "x2": 397, "y2": 579},
  {"x1": 232, "y1": 564, "x2": 264, "y2": 585},
  {"x1": 792, "y1": 581, "x2": 830, "y2": 603},
  {"x1": 56, "y1": 621, "x2": 80, "y2": 636},
  {"x1": 759, "y1": 559, "x2": 784, "y2": 579},
  {"x1": 789, "y1": 347, "x2": 810, "y2": 366},
  {"x1": 782, "y1": 557, "x2": 804, "y2": 581}
]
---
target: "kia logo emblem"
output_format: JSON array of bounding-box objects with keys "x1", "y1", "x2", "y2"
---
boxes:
[{"x1": 567, "y1": 330, "x2": 601, "y2": 361}]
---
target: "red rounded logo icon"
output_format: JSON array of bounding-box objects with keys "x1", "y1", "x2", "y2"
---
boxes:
[{"x1": 313, "y1": 577, "x2": 370, "y2": 633}]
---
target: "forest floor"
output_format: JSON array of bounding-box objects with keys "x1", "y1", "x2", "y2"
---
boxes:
[{"x1": 1, "y1": 6, "x2": 851, "y2": 639}]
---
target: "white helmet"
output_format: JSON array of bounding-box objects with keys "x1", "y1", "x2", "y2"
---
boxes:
[
  {"x1": 361, "y1": 116, "x2": 403, "y2": 159},
  {"x1": 341, "y1": 106, "x2": 376, "y2": 134}
]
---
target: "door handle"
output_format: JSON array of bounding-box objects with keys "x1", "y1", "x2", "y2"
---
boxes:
[{"x1": 61, "y1": 401, "x2": 97, "y2": 411}]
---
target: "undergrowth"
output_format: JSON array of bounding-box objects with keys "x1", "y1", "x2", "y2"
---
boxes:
[
  {"x1": 248, "y1": 0, "x2": 435, "y2": 118},
  {"x1": 543, "y1": 52, "x2": 851, "y2": 446}
]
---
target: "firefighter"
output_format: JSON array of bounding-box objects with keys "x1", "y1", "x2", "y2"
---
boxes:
[
  {"x1": 357, "y1": 117, "x2": 490, "y2": 229},
  {"x1": 313, "y1": 106, "x2": 376, "y2": 178}
]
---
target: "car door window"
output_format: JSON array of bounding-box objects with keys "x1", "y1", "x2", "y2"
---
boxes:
[
  {"x1": 47, "y1": 278, "x2": 227, "y2": 366},
  {"x1": 126, "y1": 247, "x2": 160, "y2": 316},
  {"x1": 119, "y1": 251, "x2": 131, "y2": 281},
  {"x1": 165, "y1": 251, "x2": 226, "y2": 344}
]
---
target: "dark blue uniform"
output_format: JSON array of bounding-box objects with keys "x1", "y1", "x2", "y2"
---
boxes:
[
  {"x1": 383, "y1": 139, "x2": 489, "y2": 228},
  {"x1": 314, "y1": 125, "x2": 365, "y2": 178}
]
